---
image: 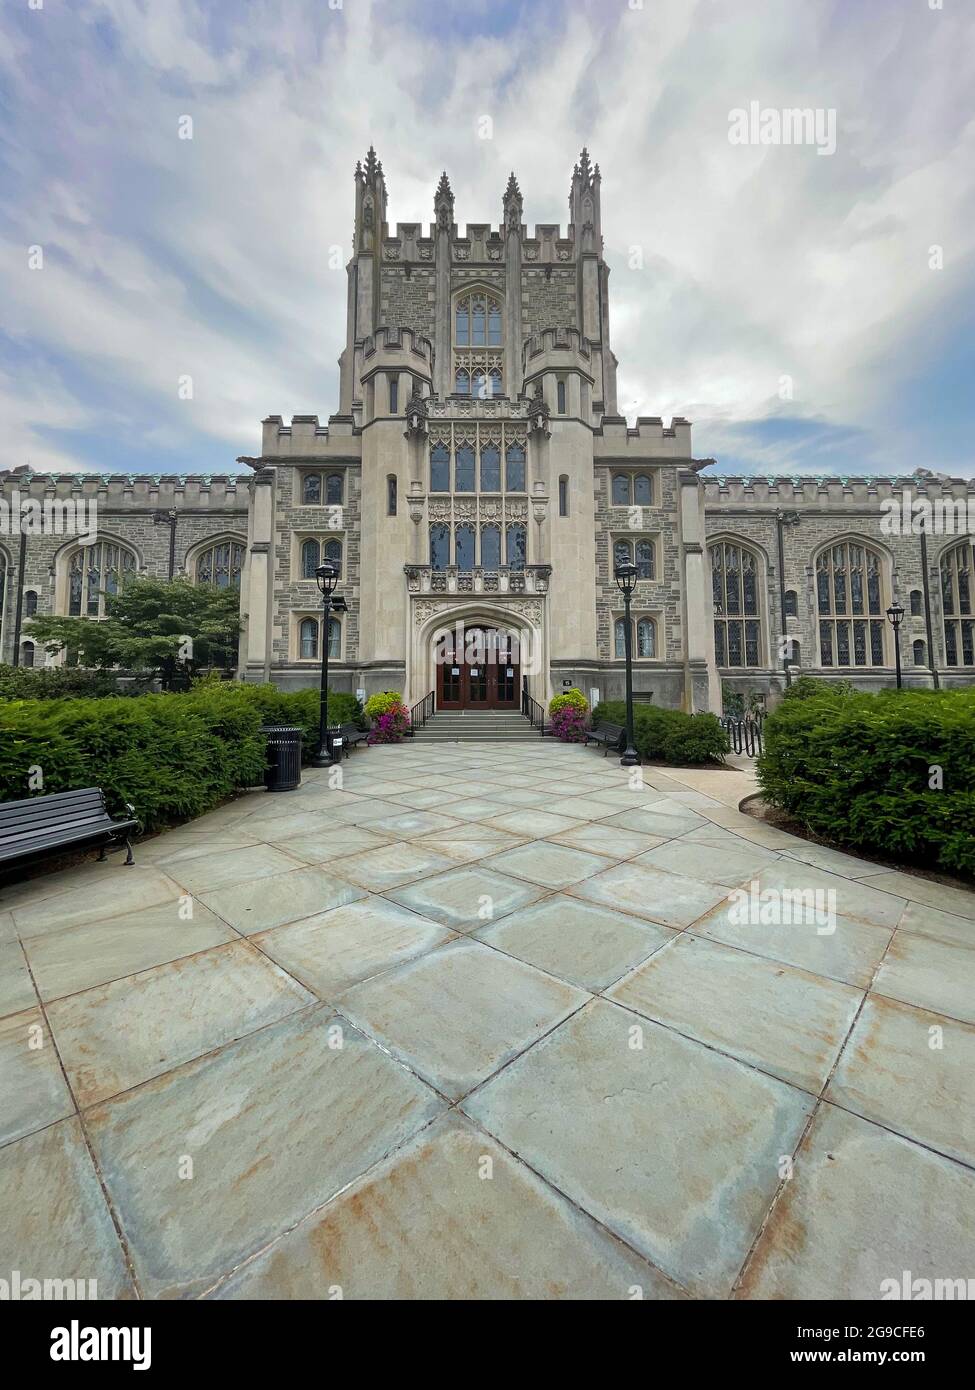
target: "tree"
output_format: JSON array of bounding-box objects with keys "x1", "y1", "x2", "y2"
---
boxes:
[{"x1": 27, "y1": 578, "x2": 242, "y2": 690}]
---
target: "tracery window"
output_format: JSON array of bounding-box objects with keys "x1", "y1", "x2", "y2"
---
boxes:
[
  {"x1": 710, "y1": 540, "x2": 763, "y2": 668},
  {"x1": 302, "y1": 473, "x2": 344, "y2": 506},
  {"x1": 67, "y1": 542, "x2": 137, "y2": 618},
  {"x1": 195, "y1": 540, "x2": 244, "y2": 589},
  {"x1": 816, "y1": 541, "x2": 886, "y2": 667},
  {"x1": 300, "y1": 537, "x2": 342, "y2": 580},
  {"x1": 454, "y1": 290, "x2": 503, "y2": 397},
  {"x1": 941, "y1": 541, "x2": 974, "y2": 667},
  {"x1": 613, "y1": 538, "x2": 654, "y2": 580}
]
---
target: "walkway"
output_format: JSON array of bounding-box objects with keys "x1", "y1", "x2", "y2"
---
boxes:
[{"x1": 1, "y1": 740, "x2": 973, "y2": 1298}]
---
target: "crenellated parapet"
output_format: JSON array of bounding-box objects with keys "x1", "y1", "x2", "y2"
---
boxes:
[
  {"x1": 703, "y1": 470, "x2": 975, "y2": 510},
  {"x1": 0, "y1": 467, "x2": 245, "y2": 510},
  {"x1": 594, "y1": 415, "x2": 694, "y2": 458}
]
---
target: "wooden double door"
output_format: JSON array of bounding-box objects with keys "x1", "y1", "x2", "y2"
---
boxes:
[{"x1": 436, "y1": 625, "x2": 520, "y2": 710}]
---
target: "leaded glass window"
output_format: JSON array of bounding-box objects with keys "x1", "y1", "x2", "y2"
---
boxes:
[
  {"x1": 454, "y1": 290, "x2": 503, "y2": 395},
  {"x1": 455, "y1": 444, "x2": 476, "y2": 493},
  {"x1": 709, "y1": 541, "x2": 762, "y2": 669},
  {"x1": 196, "y1": 540, "x2": 244, "y2": 589},
  {"x1": 481, "y1": 445, "x2": 501, "y2": 492},
  {"x1": 816, "y1": 542, "x2": 885, "y2": 667},
  {"x1": 505, "y1": 443, "x2": 526, "y2": 492},
  {"x1": 941, "y1": 541, "x2": 975, "y2": 667},
  {"x1": 299, "y1": 617, "x2": 318, "y2": 660},
  {"x1": 67, "y1": 542, "x2": 136, "y2": 619},
  {"x1": 456, "y1": 524, "x2": 475, "y2": 572},
  {"x1": 506, "y1": 524, "x2": 526, "y2": 570},
  {"x1": 637, "y1": 618, "x2": 655, "y2": 657},
  {"x1": 481, "y1": 525, "x2": 501, "y2": 570},
  {"x1": 430, "y1": 524, "x2": 450, "y2": 570},
  {"x1": 430, "y1": 443, "x2": 450, "y2": 492}
]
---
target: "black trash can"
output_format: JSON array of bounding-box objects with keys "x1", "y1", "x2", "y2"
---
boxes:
[{"x1": 260, "y1": 725, "x2": 303, "y2": 793}]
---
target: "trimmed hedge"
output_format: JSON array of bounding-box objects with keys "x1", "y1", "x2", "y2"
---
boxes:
[
  {"x1": 592, "y1": 701, "x2": 728, "y2": 765},
  {"x1": 0, "y1": 684, "x2": 363, "y2": 833},
  {"x1": 757, "y1": 686, "x2": 975, "y2": 875}
]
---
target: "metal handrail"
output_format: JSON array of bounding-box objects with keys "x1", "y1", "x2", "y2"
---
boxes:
[
  {"x1": 409, "y1": 690, "x2": 435, "y2": 734},
  {"x1": 521, "y1": 685, "x2": 546, "y2": 736}
]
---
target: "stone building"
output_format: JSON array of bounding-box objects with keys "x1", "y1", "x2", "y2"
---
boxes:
[{"x1": 2, "y1": 149, "x2": 974, "y2": 708}]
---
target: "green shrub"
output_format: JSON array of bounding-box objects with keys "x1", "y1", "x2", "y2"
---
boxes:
[
  {"x1": 0, "y1": 683, "x2": 363, "y2": 833},
  {"x1": 549, "y1": 688, "x2": 589, "y2": 717},
  {"x1": 0, "y1": 665, "x2": 154, "y2": 700},
  {"x1": 758, "y1": 687, "x2": 975, "y2": 875},
  {"x1": 781, "y1": 675, "x2": 856, "y2": 703},
  {"x1": 591, "y1": 700, "x2": 728, "y2": 765}
]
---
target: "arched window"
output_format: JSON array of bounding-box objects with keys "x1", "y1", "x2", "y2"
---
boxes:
[
  {"x1": 387, "y1": 475, "x2": 397, "y2": 516},
  {"x1": 506, "y1": 524, "x2": 527, "y2": 570},
  {"x1": 481, "y1": 525, "x2": 501, "y2": 570},
  {"x1": 24, "y1": 590, "x2": 38, "y2": 618},
  {"x1": 67, "y1": 541, "x2": 136, "y2": 618},
  {"x1": 505, "y1": 442, "x2": 526, "y2": 492},
  {"x1": 456, "y1": 525, "x2": 475, "y2": 572},
  {"x1": 784, "y1": 590, "x2": 798, "y2": 618},
  {"x1": 637, "y1": 617, "x2": 656, "y2": 658},
  {"x1": 612, "y1": 475, "x2": 630, "y2": 506},
  {"x1": 430, "y1": 442, "x2": 450, "y2": 492},
  {"x1": 912, "y1": 639, "x2": 926, "y2": 666},
  {"x1": 455, "y1": 443, "x2": 476, "y2": 493},
  {"x1": 636, "y1": 540, "x2": 654, "y2": 580},
  {"x1": 302, "y1": 474, "x2": 321, "y2": 505},
  {"x1": 325, "y1": 474, "x2": 343, "y2": 506},
  {"x1": 710, "y1": 540, "x2": 762, "y2": 668},
  {"x1": 328, "y1": 618, "x2": 341, "y2": 659},
  {"x1": 614, "y1": 618, "x2": 627, "y2": 659},
  {"x1": 634, "y1": 474, "x2": 653, "y2": 506},
  {"x1": 454, "y1": 289, "x2": 503, "y2": 397},
  {"x1": 299, "y1": 617, "x2": 318, "y2": 660},
  {"x1": 614, "y1": 539, "x2": 632, "y2": 571},
  {"x1": 816, "y1": 541, "x2": 885, "y2": 667},
  {"x1": 480, "y1": 445, "x2": 501, "y2": 492},
  {"x1": 323, "y1": 539, "x2": 342, "y2": 577},
  {"x1": 940, "y1": 541, "x2": 974, "y2": 667},
  {"x1": 301, "y1": 539, "x2": 319, "y2": 579},
  {"x1": 22, "y1": 640, "x2": 35, "y2": 668},
  {"x1": 195, "y1": 540, "x2": 244, "y2": 589},
  {"x1": 430, "y1": 524, "x2": 450, "y2": 570},
  {"x1": 910, "y1": 589, "x2": 923, "y2": 617}
]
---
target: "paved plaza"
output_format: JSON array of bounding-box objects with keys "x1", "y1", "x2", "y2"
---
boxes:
[{"x1": 1, "y1": 739, "x2": 974, "y2": 1300}]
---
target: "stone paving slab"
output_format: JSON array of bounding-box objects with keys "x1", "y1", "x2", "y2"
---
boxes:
[
  {"x1": 337, "y1": 938, "x2": 587, "y2": 1100},
  {"x1": 211, "y1": 1114, "x2": 680, "y2": 1300},
  {"x1": 47, "y1": 941, "x2": 316, "y2": 1107},
  {"x1": 2, "y1": 738, "x2": 973, "y2": 1300},
  {"x1": 739, "y1": 1104, "x2": 975, "y2": 1299},
  {"x1": 86, "y1": 1008, "x2": 444, "y2": 1299},
  {"x1": 463, "y1": 999, "x2": 814, "y2": 1298},
  {"x1": 0, "y1": 1118, "x2": 135, "y2": 1299}
]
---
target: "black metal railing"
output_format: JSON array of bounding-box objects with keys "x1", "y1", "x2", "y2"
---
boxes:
[
  {"x1": 409, "y1": 691, "x2": 435, "y2": 735},
  {"x1": 720, "y1": 715, "x2": 764, "y2": 757},
  {"x1": 521, "y1": 685, "x2": 547, "y2": 736}
]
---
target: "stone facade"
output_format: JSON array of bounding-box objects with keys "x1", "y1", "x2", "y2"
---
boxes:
[{"x1": 3, "y1": 148, "x2": 974, "y2": 709}]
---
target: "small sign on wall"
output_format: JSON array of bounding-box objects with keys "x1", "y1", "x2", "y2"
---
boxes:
[
  {"x1": 356, "y1": 689, "x2": 366, "y2": 704},
  {"x1": 590, "y1": 687, "x2": 600, "y2": 708},
  {"x1": 562, "y1": 678, "x2": 572, "y2": 688}
]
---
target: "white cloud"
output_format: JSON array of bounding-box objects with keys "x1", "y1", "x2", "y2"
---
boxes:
[{"x1": 0, "y1": 0, "x2": 972, "y2": 475}]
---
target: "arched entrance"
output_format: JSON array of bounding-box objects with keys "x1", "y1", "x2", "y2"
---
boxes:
[{"x1": 435, "y1": 622, "x2": 521, "y2": 710}]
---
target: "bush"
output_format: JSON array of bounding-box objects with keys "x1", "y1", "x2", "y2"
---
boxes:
[
  {"x1": 0, "y1": 683, "x2": 364, "y2": 833},
  {"x1": 367, "y1": 698, "x2": 410, "y2": 744},
  {"x1": 0, "y1": 665, "x2": 154, "y2": 701},
  {"x1": 549, "y1": 688, "x2": 588, "y2": 717},
  {"x1": 550, "y1": 704, "x2": 589, "y2": 742},
  {"x1": 758, "y1": 687, "x2": 975, "y2": 875},
  {"x1": 592, "y1": 700, "x2": 728, "y2": 766},
  {"x1": 364, "y1": 691, "x2": 404, "y2": 721}
]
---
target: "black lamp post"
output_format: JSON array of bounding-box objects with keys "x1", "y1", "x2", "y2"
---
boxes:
[
  {"x1": 614, "y1": 560, "x2": 640, "y2": 767},
  {"x1": 886, "y1": 602, "x2": 905, "y2": 690},
  {"x1": 312, "y1": 561, "x2": 339, "y2": 766}
]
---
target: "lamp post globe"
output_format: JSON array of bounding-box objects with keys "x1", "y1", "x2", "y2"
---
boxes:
[
  {"x1": 614, "y1": 561, "x2": 640, "y2": 767},
  {"x1": 312, "y1": 561, "x2": 340, "y2": 767},
  {"x1": 886, "y1": 602, "x2": 905, "y2": 691}
]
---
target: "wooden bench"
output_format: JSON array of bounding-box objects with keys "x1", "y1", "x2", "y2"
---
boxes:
[
  {"x1": 336, "y1": 721, "x2": 369, "y2": 758},
  {"x1": 584, "y1": 721, "x2": 625, "y2": 756},
  {"x1": 0, "y1": 788, "x2": 139, "y2": 873}
]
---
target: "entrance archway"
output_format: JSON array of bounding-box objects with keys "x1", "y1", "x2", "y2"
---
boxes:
[{"x1": 435, "y1": 622, "x2": 521, "y2": 710}]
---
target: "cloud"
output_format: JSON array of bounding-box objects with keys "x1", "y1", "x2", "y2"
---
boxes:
[{"x1": 0, "y1": 0, "x2": 972, "y2": 476}]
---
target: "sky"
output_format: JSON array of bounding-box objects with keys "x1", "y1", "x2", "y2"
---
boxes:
[{"x1": 0, "y1": 0, "x2": 972, "y2": 479}]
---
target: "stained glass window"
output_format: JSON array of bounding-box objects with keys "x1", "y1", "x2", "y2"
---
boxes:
[
  {"x1": 817, "y1": 542, "x2": 887, "y2": 666},
  {"x1": 941, "y1": 542, "x2": 975, "y2": 666},
  {"x1": 67, "y1": 542, "x2": 136, "y2": 619},
  {"x1": 709, "y1": 541, "x2": 763, "y2": 668}
]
